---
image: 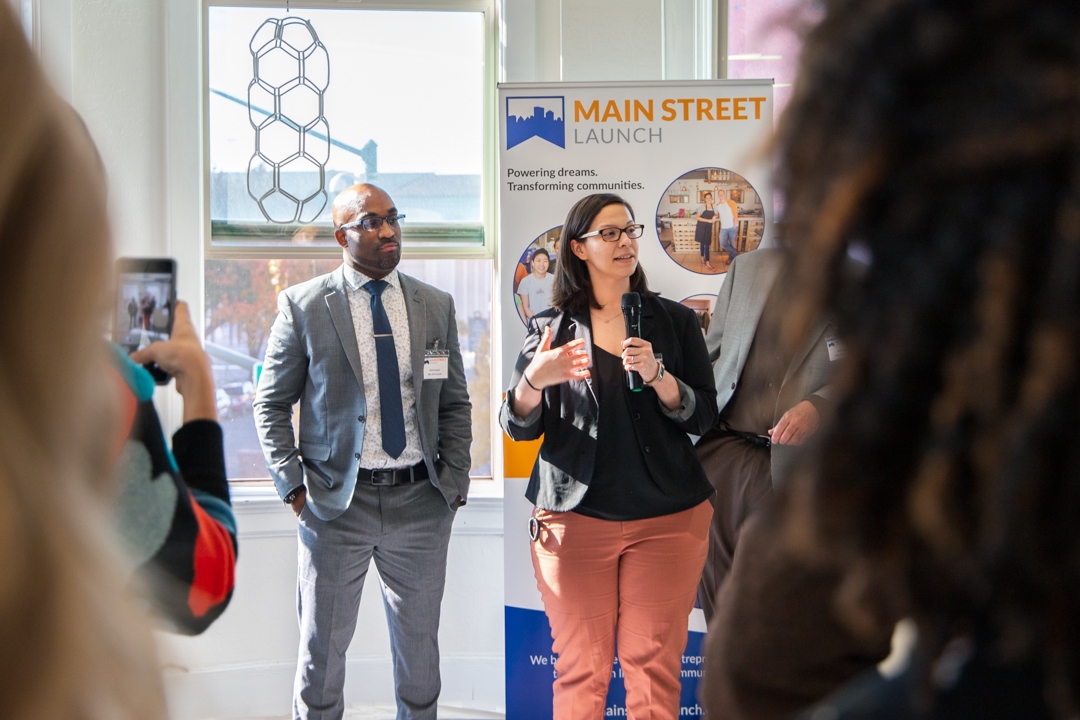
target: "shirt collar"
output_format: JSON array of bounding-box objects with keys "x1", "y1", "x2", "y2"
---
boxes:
[{"x1": 342, "y1": 264, "x2": 400, "y2": 292}]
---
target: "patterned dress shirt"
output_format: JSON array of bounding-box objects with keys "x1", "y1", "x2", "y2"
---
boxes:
[{"x1": 342, "y1": 264, "x2": 424, "y2": 469}]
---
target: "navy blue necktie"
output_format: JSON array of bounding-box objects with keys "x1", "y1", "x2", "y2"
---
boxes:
[{"x1": 363, "y1": 280, "x2": 407, "y2": 459}]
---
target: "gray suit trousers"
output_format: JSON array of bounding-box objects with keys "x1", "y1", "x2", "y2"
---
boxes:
[{"x1": 293, "y1": 479, "x2": 456, "y2": 720}]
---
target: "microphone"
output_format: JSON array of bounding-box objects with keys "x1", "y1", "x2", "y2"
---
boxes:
[{"x1": 622, "y1": 292, "x2": 643, "y2": 392}]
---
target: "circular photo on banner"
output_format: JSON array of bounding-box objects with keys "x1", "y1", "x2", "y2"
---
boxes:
[
  {"x1": 513, "y1": 226, "x2": 562, "y2": 326},
  {"x1": 655, "y1": 168, "x2": 765, "y2": 276},
  {"x1": 681, "y1": 294, "x2": 718, "y2": 337}
]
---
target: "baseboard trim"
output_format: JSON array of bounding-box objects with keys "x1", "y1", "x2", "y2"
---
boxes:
[{"x1": 163, "y1": 655, "x2": 505, "y2": 720}]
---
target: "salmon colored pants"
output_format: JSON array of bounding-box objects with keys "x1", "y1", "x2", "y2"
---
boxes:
[{"x1": 531, "y1": 501, "x2": 713, "y2": 720}]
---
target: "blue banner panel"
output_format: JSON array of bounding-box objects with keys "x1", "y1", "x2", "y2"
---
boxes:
[
  {"x1": 505, "y1": 606, "x2": 706, "y2": 719},
  {"x1": 505, "y1": 606, "x2": 555, "y2": 717}
]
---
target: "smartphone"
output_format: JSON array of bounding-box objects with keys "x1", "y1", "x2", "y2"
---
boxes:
[{"x1": 114, "y1": 257, "x2": 177, "y2": 385}]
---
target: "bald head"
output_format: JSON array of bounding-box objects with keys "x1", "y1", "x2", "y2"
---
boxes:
[
  {"x1": 332, "y1": 183, "x2": 393, "y2": 227},
  {"x1": 332, "y1": 183, "x2": 402, "y2": 279}
]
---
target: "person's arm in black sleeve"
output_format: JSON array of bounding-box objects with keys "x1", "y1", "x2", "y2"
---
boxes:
[
  {"x1": 659, "y1": 305, "x2": 719, "y2": 436},
  {"x1": 123, "y1": 302, "x2": 237, "y2": 635},
  {"x1": 172, "y1": 420, "x2": 228, "y2": 502}
]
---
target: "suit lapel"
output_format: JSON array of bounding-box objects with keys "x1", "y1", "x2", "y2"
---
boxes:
[
  {"x1": 324, "y1": 268, "x2": 365, "y2": 390},
  {"x1": 566, "y1": 312, "x2": 598, "y2": 418},
  {"x1": 399, "y1": 273, "x2": 427, "y2": 406},
  {"x1": 640, "y1": 299, "x2": 657, "y2": 344},
  {"x1": 732, "y1": 258, "x2": 783, "y2": 373},
  {"x1": 563, "y1": 312, "x2": 593, "y2": 360},
  {"x1": 783, "y1": 318, "x2": 828, "y2": 387},
  {"x1": 546, "y1": 312, "x2": 566, "y2": 343}
]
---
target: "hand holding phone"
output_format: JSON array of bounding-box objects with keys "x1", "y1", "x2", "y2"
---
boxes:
[
  {"x1": 114, "y1": 257, "x2": 177, "y2": 384},
  {"x1": 129, "y1": 301, "x2": 218, "y2": 423}
]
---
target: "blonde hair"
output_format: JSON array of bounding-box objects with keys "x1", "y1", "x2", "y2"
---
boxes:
[{"x1": 0, "y1": 5, "x2": 165, "y2": 719}]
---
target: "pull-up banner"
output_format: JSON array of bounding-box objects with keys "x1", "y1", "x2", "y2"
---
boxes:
[{"x1": 500, "y1": 79, "x2": 773, "y2": 719}]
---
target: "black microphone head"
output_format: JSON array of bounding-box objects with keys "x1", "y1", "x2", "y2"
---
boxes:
[{"x1": 622, "y1": 292, "x2": 641, "y2": 310}]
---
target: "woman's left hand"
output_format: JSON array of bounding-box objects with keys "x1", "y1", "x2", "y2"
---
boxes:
[
  {"x1": 129, "y1": 301, "x2": 217, "y2": 423},
  {"x1": 621, "y1": 337, "x2": 660, "y2": 383}
]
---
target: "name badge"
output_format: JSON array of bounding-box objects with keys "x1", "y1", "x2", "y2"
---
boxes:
[
  {"x1": 424, "y1": 350, "x2": 449, "y2": 379},
  {"x1": 827, "y1": 339, "x2": 845, "y2": 362}
]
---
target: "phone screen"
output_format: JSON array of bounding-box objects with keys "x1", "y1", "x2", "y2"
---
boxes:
[{"x1": 115, "y1": 260, "x2": 176, "y2": 354}]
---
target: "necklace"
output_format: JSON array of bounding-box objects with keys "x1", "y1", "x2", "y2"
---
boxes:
[{"x1": 591, "y1": 308, "x2": 623, "y2": 324}]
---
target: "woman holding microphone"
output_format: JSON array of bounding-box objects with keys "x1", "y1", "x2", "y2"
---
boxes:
[{"x1": 500, "y1": 193, "x2": 717, "y2": 720}]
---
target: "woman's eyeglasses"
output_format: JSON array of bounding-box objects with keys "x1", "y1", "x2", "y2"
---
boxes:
[
  {"x1": 578, "y1": 224, "x2": 645, "y2": 242},
  {"x1": 339, "y1": 214, "x2": 406, "y2": 233}
]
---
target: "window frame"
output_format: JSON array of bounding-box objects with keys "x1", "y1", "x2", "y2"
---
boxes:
[{"x1": 199, "y1": 0, "x2": 502, "y2": 486}]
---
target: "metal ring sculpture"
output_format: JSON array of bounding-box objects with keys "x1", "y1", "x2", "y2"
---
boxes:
[{"x1": 247, "y1": 17, "x2": 330, "y2": 224}]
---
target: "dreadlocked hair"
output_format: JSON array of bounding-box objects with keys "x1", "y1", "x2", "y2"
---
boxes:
[{"x1": 777, "y1": 0, "x2": 1080, "y2": 712}]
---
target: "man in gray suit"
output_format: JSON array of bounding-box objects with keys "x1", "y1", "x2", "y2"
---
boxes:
[
  {"x1": 254, "y1": 184, "x2": 472, "y2": 720},
  {"x1": 696, "y1": 247, "x2": 836, "y2": 620}
]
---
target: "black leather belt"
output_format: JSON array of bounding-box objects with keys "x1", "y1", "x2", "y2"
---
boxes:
[
  {"x1": 357, "y1": 461, "x2": 428, "y2": 486},
  {"x1": 719, "y1": 422, "x2": 772, "y2": 448}
]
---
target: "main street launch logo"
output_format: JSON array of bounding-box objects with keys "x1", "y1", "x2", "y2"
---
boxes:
[{"x1": 506, "y1": 97, "x2": 565, "y2": 150}]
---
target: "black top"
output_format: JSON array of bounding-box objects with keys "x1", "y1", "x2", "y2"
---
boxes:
[
  {"x1": 695, "y1": 210, "x2": 716, "y2": 244},
  {"x1": 500, "y1": 295, "x2": 718, "y2": 513},
  {"x1": 574, "y1": 347, "x2": 707, "y2": 521}
]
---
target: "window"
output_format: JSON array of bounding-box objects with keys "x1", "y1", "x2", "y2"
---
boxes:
[
  {"x1": 12, "y1": 0, "x2": 35, "y2": 48},
  {"x1": 726, "y1": 0, "x2": 811, "y2": 120},
  {"x1": 205, "y1": 3, "x2": 496, "y2": 482},
  {"x1": 205, "y1": 258, "x2": 493, "y2": 480},
  {"x1": 207, "y1": 5, "x2": 490, "y2": 250}
]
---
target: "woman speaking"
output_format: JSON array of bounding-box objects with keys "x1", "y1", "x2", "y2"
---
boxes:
[{"x1": 500, "y1": 193, "x2": 716, "y2": 720}]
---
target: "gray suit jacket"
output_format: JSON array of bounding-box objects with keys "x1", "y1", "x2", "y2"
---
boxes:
[
  {"x1": 705, "y1": 248, "x2": 835, "y2": 483},
  {"x1": 253, "y1": 266, "x2": 472, "y2": 521}
]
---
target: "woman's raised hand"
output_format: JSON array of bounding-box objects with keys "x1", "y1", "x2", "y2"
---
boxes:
[{"x1": 523, "y1": 326, "x2": 591, "y2": 390}]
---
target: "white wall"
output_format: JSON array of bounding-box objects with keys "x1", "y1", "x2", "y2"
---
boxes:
[
  {"x1": 502, "y1": 0, "x2": 715, "y2": 83},
  {"x1": 34, "y1": 0, "x2": 202, "y2": 428},
  {"x1": 157, "y1": 494, "x2": 505, "y2": 719},
  {"x1": 22, "y1": 0, "x2": 713, "y2": 716},
  {"x1": 563, "y1": 0, "x2": 663, "y2": 82}
]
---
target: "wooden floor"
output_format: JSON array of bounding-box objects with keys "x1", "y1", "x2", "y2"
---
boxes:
[
  {"x1": 664, "y1": 249, "x2": 732, "y2": 276},
  {"x1": 656, "y1": 225, "x2": 734, "y2": 276}
]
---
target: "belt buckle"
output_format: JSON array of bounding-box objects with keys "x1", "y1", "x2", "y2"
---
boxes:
[{"x1": 371, "y1": 469, "x2": 396, "y2": 486}]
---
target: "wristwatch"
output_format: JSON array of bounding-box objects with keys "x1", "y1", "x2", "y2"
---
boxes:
[
  {"x1": 283, "y1": 485, "x2": 305, "y2": 505},
  {"x1": 645, "y1": 360, "x2": 665, "y2": 386}
]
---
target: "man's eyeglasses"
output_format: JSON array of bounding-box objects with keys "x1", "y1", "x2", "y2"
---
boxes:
[
  {"x1": 578, "y1": 224, "x2": 645, "y2": 242},
  {"x1": 339, "y1": 214, "x2": 406, "y2": 233}
]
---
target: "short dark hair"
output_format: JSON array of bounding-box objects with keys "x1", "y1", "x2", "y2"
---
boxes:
[
  {"x1": 531, "y1": 247, "x2": 550, "y2": 262},
  {"x1": 550, "y1": 193, "x2": 651, "y2": 316}
]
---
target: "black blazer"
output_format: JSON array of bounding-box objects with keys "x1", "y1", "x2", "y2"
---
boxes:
[{"x1": 499, "y1": 295, "x2": 717, "y2": 512}]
